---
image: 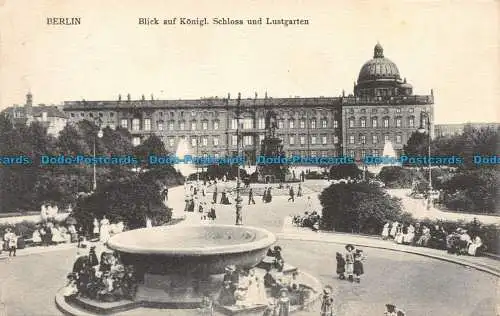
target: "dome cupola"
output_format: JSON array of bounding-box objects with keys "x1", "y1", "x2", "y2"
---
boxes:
[{"x1": 357, "y1": 43, "x2": 401, "y2": 83}]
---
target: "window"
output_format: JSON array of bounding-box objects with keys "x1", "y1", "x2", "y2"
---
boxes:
[
  {"x1": 372, "y1": 108, "x2": 377, "y2": 113},
  {"x1": 99, "y1": 112, "x2": 103, "y2": 117},
  {"x1": 191, "y1": 111, "x2": 196, "y2": 117},
  {"x1": 300, "y1": 120, "x2": 305, "y2": 129},
  {"x1": 202, "y1": 121, "x2": 208, "y2": 130},
  {"x1": 349, "y1": 150, "x2": 355, "y2": 157},
  {"x1": 258, "y1": 118, "x2": 265, "y2": 129},
  {"x1": 166, "y1": 137, "x2": 174, "y2": 147},
  {"x1": 213, "y1": 120, "x2": 220, "y2": 130},
  {"x1": 231, "y1": 119, "x2": 238, "y2": 130},
  {"x1": 158, "y1": 112, "x2": 163, "y2": 117},
  {"x1": 180, "y1": 111, "x2": 184, "y2": 117},
  {"x1": 243, "y1": 118, "x2": 253, "y2": 129},
  {"x1": 243, "y1": 136, "x2": 253, "y2": 145},
  {"x1": 144, "y1": 119, "x2": 151, "y2": 131},
  {"x1": 179, "y1": 121, "x2": 185, "y2": 130},
  {"x1": 408, "y1": 117, "x2": 415, "y2": 128},
  {"x1": 396, "y1": 135, "x2": 402, "y2": 144},
  {"x1": 372, "y1": 117, "x2": 378, "y2": 128},
  {"x1": 311, "y1": 120, "x2": 316, "y2": 129},
  {"x1": 360, "y1": 109, "x2": 366, "y2": 114},
  {"x1": 168, "y1": 120, "x2": 174, "y2": 130},
  {"x1": 289, "y1": 135, "x2": 295, "y2": 145},
  {"x1": 384, "y1": 135, "x2": 390, "y2": 143},
  {"x1": 371, "y1": 149, "x2": 379, "y2": 156},
  {"x1": 191, "y1": 121, "x2": 197, "y2": 131},
  {"x1": 409, "y1": 108, "x2": 414, "y2": 113},
  {"x1": 232, "y1": 135, "x2": 238, "y2": 145},
  {"x1": 259, "y1": 134, "x2": 265, "y2": 144},
  {"x1": 383, "y1": 117, "x2": 389, "y2": 128},
  {"x1": 349, "y1": 118, "x2": 355, "y2": 128},
  {"x1": 69, "y1": 113, "x2": 75, "y2": 118},
  {"x1": 120, "y1": 119, "x2": 128, "y2": 128},
  {"x1": 202, "y1": 137, "x2": 208, "y2": 146},
  {"x1": 109, "y1": 112, "x2": 114, "y2": 118},
  {"x1": 89, "y1": 113, "x2": 94, "y2": 118},
  {"x1": 191, "y1": 138, "x2": 197, "y2": 147},
  {"x1": 108, "y1": 124, "x2": 115, "y2": 130},
  {"x1": 322, "y1": 135, "x2": 327, "y2": 145},
  {"x1": 132, "y1": 137, "x2": 141, "y2": 146},
  {"x1": 300, "y1": 135, "x2": 306, "y2": 145},
  {"x1": 333, "y1": 135, "x2": 339, "y2": 144},
  {"x1": 278, "y1": 120, "x2": 284, "y2": 129},
  {"x1": 289, "y1": 120, "x2": 295, "y2": 129},
  {"x1": 132, "y1": 118, "x2": 140, "y2": 131},
  {"x1": 333, "y1": 120, "x2": 339, "y2": 128},
  {"x1": 321, "y1": 119, "x2": 327, "y2": 128},
  {"x1": 157, "y1": 120, "x2": 164, "y2": 131},
  {"x1": 396, "y1": 108, "x2": 401, "y2": 113},
  {"x1": 360, "y1": 134, "x2": 366, "y2": 144},
  {"x1": 360, "y1": 117, "x2": 366, "y2": 128},
  {"x1": 80, "y1": 112, "x2": 85, "y2": 117},
  {"x1": 360, "y1": 149, "x2": 366, "y2": 158},
  {"x1": 396, "y1": 117, "x2": 402, "y2": 128},
  {"x1": 372, "y1": 135, "x2": 378, "y2": 144},
  {"x1": 349, "y1": 135, "x2": 355, "y2": 144},
  {"x1": 311, "y1": 136, "x2": 317, "y2": 145},
  {"x1": 213, "y1": 136, "x2": 219, "y2": 146}
]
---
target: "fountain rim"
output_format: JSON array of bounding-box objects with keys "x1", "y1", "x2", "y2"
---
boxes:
[{"x1": 106, "y1": 224, "x2": 277, "y2": 256}]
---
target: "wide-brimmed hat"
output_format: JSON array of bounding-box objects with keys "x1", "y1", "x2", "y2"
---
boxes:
[
  {"x1": 323, "y1": 285, "x2": 332, "y2": 294},
  {"x1": 386, "y1": 304, "x2": 396, "y2": 309},
  {"x1": 345, "y1": 244, "x2": 355, "y2": 251}
]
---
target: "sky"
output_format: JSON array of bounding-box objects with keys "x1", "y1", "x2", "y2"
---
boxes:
[{"x1": 0, "y1": 0, "x2": 499, "y2": 124}]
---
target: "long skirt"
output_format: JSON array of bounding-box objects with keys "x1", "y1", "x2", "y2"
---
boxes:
[
  {"x1": 353, "y1": 261, "x2": 364, "y2": 275},
  {"x1": 345, "y1": 263, "x2": 354, "y2": 275}
]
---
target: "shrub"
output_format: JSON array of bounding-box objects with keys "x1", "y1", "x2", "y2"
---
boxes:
[{"x1": 319, "y1": 182, "x2": 404, "y2": 234}]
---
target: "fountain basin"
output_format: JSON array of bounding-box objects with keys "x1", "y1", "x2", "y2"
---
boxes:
[{"x1": 107, "y1": 224, "x2": 277, "y2": 275}]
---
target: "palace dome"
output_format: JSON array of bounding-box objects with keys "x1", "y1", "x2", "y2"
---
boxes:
[{"x1": 357, "y1": 43, "x2": 401, "y2": 83}]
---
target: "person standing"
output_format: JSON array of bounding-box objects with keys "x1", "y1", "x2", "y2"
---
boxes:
[
  {"x1": 353, "y1": 249, "x2": 365, "y2": 283},
  {"x1": 4, "y1": 228, "x2": 17, "y2": 257},
  {"x1": 345, "y1": 244, "x2": 355, "y2": 282},
  {"x1": 262, "y1": 188, "x2": 267, "y2": 203},
  {"x1": 93, "y1": 218, "x2": 100, "y2": 240},
  {"x1": 277, "y1": 288, "x2": 290, "y2": 316},
  {"x1": 248, "y1": 188, "x2": 255, "y2": 205},
  {"x1": 335, "y1": 252, "x2": 346, "y2": 280},
  {"x1": 99, "y1": 216, "x2": 111, "y2": 243},
  {"x1": 288, "y1": 186, "x2": 295, "y2": 202},
  {"x1": 213, "y1": 185, "x2": 218, "y2": 204},
  {"x1": 320, "y1": 286, "x2": 334, "y2": 316},
  {"x1": 297, "y1": 183, "x2": 302, "y2": 197}
]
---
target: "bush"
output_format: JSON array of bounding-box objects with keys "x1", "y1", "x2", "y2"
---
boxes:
[
  {"x1": 378, "y1": 166, "x2": 425, "y2": 188},
  {"x1": 329, "y1": 164, "x2": 362, "y2": 180},
  {"x1": 305, "y1": 171, "x2": 324, "y2": 180},
  {"x1": 0, "y1": 221, "x2": 38, "y2": 238},
  {"x1": 319, "y1": 182, "x2": 404, "y2": 234}
]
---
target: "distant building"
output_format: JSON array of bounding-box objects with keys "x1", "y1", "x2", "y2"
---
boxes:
[
  {"x1": 2, "y1": 92, "x2": 68, "y2": 137},
  {"x1": 434, "y1": 123, "x2": 500, "y2": 137},
  {"x1": 62, "y1": 43, "x2": 435, "y2": 162}
]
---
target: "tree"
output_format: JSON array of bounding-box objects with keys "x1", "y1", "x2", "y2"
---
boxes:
[
  {"x1": 134, "y1": 135, "x2": 169, "y2": 168},
  {"x1": 73, "y1": 176, "x2": 172, "y2": 234},
  {"x1": 319, "y1": 182, "x2": 406, "y2": 234},
  {"x1": 403, "y1": 131, "x2": 429, "y2": 157}
]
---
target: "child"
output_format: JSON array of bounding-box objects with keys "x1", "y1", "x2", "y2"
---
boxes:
[
  {"x1": 353, "y1": 249, "x2": 365, "y2": 283},
  {"x1": 345, "y1": 244, "x2": 355, "y2": 282},
  {"x1": 62, "y1": 273, "x2": 79, "y2": 299},
  {"x1": 335, "y1": 252, "x2": 346, "y2": 280}
]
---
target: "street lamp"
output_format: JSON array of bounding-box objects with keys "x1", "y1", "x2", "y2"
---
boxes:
[
  {"x1": 417, "y1": 111, "x2": 432, "y2": 209},
  {"x1": 92, "y1": 128, "x2": 104, "y2": 191},
  {"x1": 235, "y1": 93, "x2": 243, "y2": 225}
]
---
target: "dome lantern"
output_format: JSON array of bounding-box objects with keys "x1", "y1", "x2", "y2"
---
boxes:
[{"x1": 374, "y1": 42, "x2": 384, "y2": 58}]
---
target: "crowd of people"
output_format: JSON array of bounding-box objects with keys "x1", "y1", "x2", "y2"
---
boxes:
[
  {"x1": 381, "y1": 221, "x2": 486, "y2": 256},
  {"x1": 64, "y1": 247, "x2": 137, "y2": 302}
]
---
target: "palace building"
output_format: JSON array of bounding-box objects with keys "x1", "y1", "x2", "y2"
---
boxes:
[{"x1": 61, "y1": 43, "x2": 434, "y2": 162}]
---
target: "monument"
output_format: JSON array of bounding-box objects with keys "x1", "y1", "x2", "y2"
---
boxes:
[{"x1": 256, "y1": 111, "x2": 290, "y2": 183}]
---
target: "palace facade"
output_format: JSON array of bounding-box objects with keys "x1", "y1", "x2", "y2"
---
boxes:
[{"x1": 61, "y1": 43, "x2": 434, "y2": 162}]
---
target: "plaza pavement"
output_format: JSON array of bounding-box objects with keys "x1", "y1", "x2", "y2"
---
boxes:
[{"x1": 1, "y1": 181, "x2": 499, "y2": 315}]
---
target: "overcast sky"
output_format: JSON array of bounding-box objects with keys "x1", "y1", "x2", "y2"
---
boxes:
[{"x1": 0, "y1": 0, "x2": 498, "y2": 124}]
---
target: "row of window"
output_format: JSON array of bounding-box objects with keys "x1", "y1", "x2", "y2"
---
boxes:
[
  {"x1": 347, "y1": 107, "x2": 414, "y2": 114},
  {"x1": 348, "y1": 116, "x2": 423, "y2": 129},
  {"x1": 117, "y1": 117, "x2": 342, "y2": 131},
  {"x1": 347, "y1": 134, "x2": 404, "y2": 144}
]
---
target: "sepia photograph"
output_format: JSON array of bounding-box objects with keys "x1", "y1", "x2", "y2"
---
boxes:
[{"x1": 0, "y1": 1, "x2": 499, "y2": 315}]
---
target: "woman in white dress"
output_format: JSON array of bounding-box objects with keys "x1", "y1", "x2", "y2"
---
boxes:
[
  {"x1": 99, "y1": 216, "x2": 111, "y2": 243},
  {"x1": 403, "y1": 224, "x2": 415, "y2": 244},
  {"x1": 381, "y1": 222, "x2": 390, "y2": 240},
  {"x1": 245, "y1": 268, "x2": 267, "y2": 305},
  {"x1": 394, "y1": 224, "x2": 404, "y2": 244},
  {"x1": 389, "y1": 221, "x2": 399, "y2": 239},
  {"x1": 468, "y1": 236, "x2": 483, "y2": 256},
  {"x1": 93, "y1": 218, "x2": 100, "y2": 238}
]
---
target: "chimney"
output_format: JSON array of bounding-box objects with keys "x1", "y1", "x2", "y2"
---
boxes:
[
  {"x1": 265, "y1": 91, "x2": 268, "y2": 99},
  {"x1": 141, "y1": 94, "x2": 145, "y2": 101},
  {"x1": 227, "y1": 93, "x2": 231, "y2": 100},
  {"x1": 151, "y1": 94, "x2": 154, "y2": 101},
  {"x1": 127, "y1": 93, "x2": 131, "y2": 101},
  {"x1": 255, "y1": 92, "x2": 258, "y2": 99},
  {"x1": 118, "y1": 94, "x2": 122, "y2": 102}
]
